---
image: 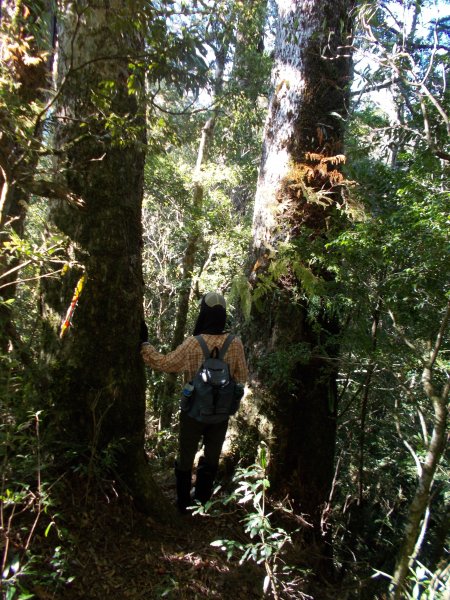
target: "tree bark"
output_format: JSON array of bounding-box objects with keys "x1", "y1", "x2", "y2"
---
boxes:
[
  {"x1": 45, "y1": 0, "x2": 172, "y2": 519},
  {"x1": 246, "y1": 0, "x2": 355, "y2": 571}
]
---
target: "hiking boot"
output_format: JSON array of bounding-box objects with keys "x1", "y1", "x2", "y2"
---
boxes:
[
  {"x1": 175, "y1": 465, "x2": 192, "y2": 514},
  {"x1": 193, "y1": 458, "x2": 217, "y2": 505}
]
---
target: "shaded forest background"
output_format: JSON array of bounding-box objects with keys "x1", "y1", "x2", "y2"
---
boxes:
[{"x1": 0, "y1": 1, "x2": 448, "y2": 599}]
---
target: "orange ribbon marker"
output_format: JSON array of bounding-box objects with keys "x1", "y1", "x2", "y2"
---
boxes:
[{"x1": 60, "y1": 274, "x2": 86, "y2": 338}]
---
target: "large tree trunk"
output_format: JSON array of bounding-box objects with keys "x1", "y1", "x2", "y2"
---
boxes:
[
  {"x1": 45, "y1": 0, "x2": 171, "y2": 518},
  {"x1": 247, "y1": 0, "x2": 355, "y2": 570}
]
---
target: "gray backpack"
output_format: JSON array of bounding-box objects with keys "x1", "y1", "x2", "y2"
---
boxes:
[{"x1": 186, "y1": 334, "x2": 241, "y2": 424}]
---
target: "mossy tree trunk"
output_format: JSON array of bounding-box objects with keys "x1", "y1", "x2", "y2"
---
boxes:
[
  {"x1": 45, "y1": 0, "x2": 172, "y2": 518},
  {"x1": 246, "y1": 0, "x2": 356, "y2": 570}
]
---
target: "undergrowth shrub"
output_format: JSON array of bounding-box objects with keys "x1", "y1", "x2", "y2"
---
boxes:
[
  {"x1": 0, "y1": 353, "x2": 73, "y2": 600},
  {"x1": 196, "y1": 443, "x2": 311, "y2": 600}
]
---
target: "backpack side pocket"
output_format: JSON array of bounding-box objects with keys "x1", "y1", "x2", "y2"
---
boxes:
[{"x1": 179, "y1": 382, "x2": 195, "y2": 412}]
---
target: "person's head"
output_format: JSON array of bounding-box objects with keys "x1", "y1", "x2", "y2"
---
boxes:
[{"x1": 193, "y1": 292, "x2": 227, "y2": 335}]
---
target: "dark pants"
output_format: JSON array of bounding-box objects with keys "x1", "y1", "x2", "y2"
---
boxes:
[{"x1": 177, "y1": 411, "x2": 229, "y2": 472}]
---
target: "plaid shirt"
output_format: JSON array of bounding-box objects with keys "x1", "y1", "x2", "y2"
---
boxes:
[{"x1": 141, "y1": 333, "x2": 248, "y2": 383}]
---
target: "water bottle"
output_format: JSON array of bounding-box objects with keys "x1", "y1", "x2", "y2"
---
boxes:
[
  {"x1": 182, "y1": 383, "x2": 194, "y2": 397},
  {"x1": 180, "y1": 382, "x2": 194, "y2": 412}
]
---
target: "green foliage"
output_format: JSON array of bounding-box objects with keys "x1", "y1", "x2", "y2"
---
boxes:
[
  {"x1": 230, "y1": 272, "x2": 252, "y2": 321},
  {"x1": 142, "y1": 150, "x2": 253, "y2": 336},
  {"x1": 2, "y1": 1, "x2": 448, "y2": 598},
  {"x1": 207, "y1": 444, "x2": 306, "y2": 598},
  {"x1": 0, "y1": 6, "x2": 49, "y2": 143},
  {"x1": 0, "y1": 405, "x2": 73, "y2": 599},
  {"x1": 0, "y1": 199, "x2": 69, "y2": 359},
  {"x1": 405, "y1": 562, "x2": 449, "y2": 600},
  {"x1": 1, "y1": 222, "x2": 66, "y2": 285},
  {"x1": 323, "y1": 52, "x2": 449, "y2": 590},
  {"x1": 257, "y1": 343, "x2": 311, "y2": 395},
  {"x1": 374, "y1": 560, "x2": 449, "y2": 600},
  {"x1": 250, "y1": 240, "x2": 329, "y2": 320}
]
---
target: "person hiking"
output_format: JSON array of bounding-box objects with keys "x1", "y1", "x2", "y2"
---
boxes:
[{"x1": 140, "y1": 292, "x2": 248, "y2": 514}]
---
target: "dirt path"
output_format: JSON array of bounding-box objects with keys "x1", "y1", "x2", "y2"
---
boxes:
[{"x1": 57, "y1": 475, "x2": 266, "y2": 599}]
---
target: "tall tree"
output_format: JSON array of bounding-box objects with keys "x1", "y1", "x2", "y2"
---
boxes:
[
  {"x1": 246, "y1": 0, "x2": 356, "y2": 566},
  {"x1": 43, "y1": 0, "x2": 171, "y2": 516}
]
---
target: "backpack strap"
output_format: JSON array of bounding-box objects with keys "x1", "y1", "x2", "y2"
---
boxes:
[
  {"x1": 195, "y1": 334, "x2": 235, "y2": 360},
  {"x1": 195, "y1": 335, "x2": 211, "y2": 360},
  {"x1": 218, "y1": 334, "x2": 235, "y2": 359}
]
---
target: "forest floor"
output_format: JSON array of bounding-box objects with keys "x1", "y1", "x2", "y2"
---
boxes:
[
  {"x1": 52, "y1": 467, "x2": 275, "y2": 600},
  {"x1": 27, "y1": 455, "x2": 369, "y2": 600},
  {"x1": 32, "y1": 425, "x2": 340, "y2": 600}
]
